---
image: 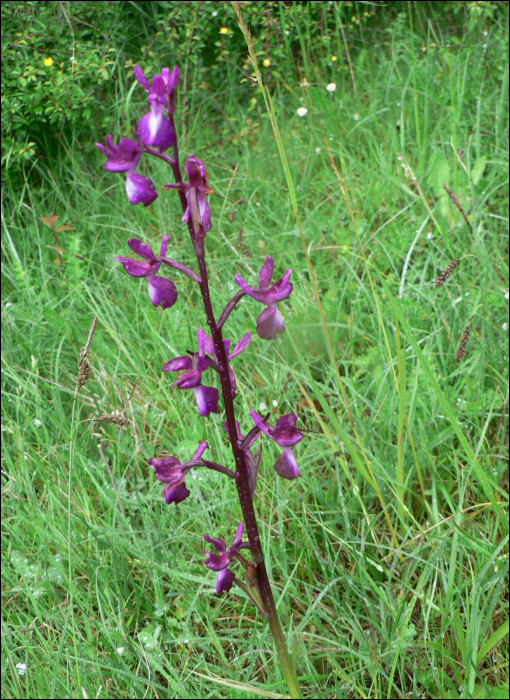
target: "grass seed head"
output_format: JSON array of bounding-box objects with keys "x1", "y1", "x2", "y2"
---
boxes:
[{"x1": 436, "y1": 258, "x2": 461, "y2": 288}]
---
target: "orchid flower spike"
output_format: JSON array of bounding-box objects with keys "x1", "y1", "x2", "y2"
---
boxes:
[
  {"x1": 235, "y1": 256, "x2": 292, "y2": 340},
  {"x1": 148, "y1": 440, "x2": 207, "y2": 506},
  {"x1": 115, "y1": 235, "x2": 178, "y2": 309}
]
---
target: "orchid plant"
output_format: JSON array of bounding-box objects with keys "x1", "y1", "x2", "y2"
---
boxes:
[{"x1": 97, "y1": 65, "x2": 303, "y2": 698}]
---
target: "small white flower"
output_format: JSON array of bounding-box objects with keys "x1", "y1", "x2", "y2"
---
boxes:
[
  {"x1": 272, "y1": 400, "x2": 278, "y2": 407},
  {"x1": 315, "y1": 147, "x2": 321, "y2": 154},
  {"x1": 503, "y1": 323, "x2": 508, "y2": 331},
  {"x1": 212, "y1": 10, "x2": 218, "y2": 16},
  {"x1": 16, "y1": 663, "x2": 27, "y2": 676},
  {"x1": 353, "y1": 113, "x2": 359, "y2": 121},
  {"x1": 296, "y1": 107, "x2": 308, "y2": 117},
  {"x1": 326, "y1": 82, "x2": 336, "y2": 92},
  {"x1": 427, "y1": 232, "x2": 433, "y2": 240},
  {"x1": 259, "y1": 402, "x2": 268, "y2": 411},
  {"x1": 504, "y1": 290, "x2": 509, "y2": 300},
  {"x1": 116, "y1": 647, "x2": 125, "y2": 655},
  {"x1": 34, "y1": 419, "x2": 42, "y2": 427}
]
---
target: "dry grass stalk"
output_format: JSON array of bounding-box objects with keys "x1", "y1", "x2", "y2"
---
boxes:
[
  {"x1": 443, "y1": 183, "x2": 473, "y2": 234},
  {"x1": 94, "y1": 410, "x2": 129, "y2": 428},
  {"x1": 76, "y1": 316, "x2": 98, "y2": 392},
  {"x1": 455, "y1": 316, "x2": 474, "y2": 362},
  {"x1": 397, "y1": 152, "x2": 417, "y2": 183},
  {"x1": 93, "y1": 379, "x2": 138, "y2": 429},
  {"x1": 237, "y1": 226, "x2": 253, "y2": 258},
  {"x1": 436, "y1": 258, "x2": 461, "y2": 288}
]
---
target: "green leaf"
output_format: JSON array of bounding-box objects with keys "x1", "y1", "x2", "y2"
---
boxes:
[
  {"x1": 472, "y1": 155, "x2": 487, "y2": 185},
  {"x1": 476, "y1": 619, "x2": 509, "y2": 667}
]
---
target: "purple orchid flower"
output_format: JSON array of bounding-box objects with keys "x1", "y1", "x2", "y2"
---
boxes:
[
  {"x1": 249, "y1": 410, "x2": 303, "y2": 479},
  {"x1": 162, "y1": 328, "x2": 219, "y2": 417},
  {"x1": 235, "y1": 256, "x2": 292, "y2": 340},
  {"x1": 204, "y1": 522, "x2": 248, "y2": 594},
  {"x1": 162, "y1": 154, "x2": 213, "y2": 236},
  {"x1": 223, "y1": 420, "x2": 262, "y2": 497},
  {"x1": 148, "y1": 439, "x2": 207, "y2": 506},
  {"x1": 95, "y1": 136, "x2": 158, "y2": 207},
  {"x1": 162, "y1": 329, "x2": 251, "y2": 416},
  {"x1": 115, "y1": 235, "x2": 178, "y2": 309},
  {"x1": 133, "y1": 65, "x2": 180, "y2": 152}
]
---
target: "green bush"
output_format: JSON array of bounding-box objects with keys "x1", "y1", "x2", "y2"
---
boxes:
[{"x1": 1, "y1": 1, "x2": 130, "y2": 171}]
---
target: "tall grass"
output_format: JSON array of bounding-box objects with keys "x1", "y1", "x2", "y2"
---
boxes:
[{"x1": 2, "y1": 3, "x2": 508, "y2": 698}]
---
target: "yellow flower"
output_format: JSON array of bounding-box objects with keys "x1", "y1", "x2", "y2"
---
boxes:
[
  {"x1": 219, "y1": 27, "x2": 228, "y2": 34},
  {"x1": 43, "y1": 57, "x2": 53, "y2": 67},
  {"x1": 262, "y1": 58, "x2": 270, "y2": 67},
  {"x1": 331, "y1": 55, "x2": 337, "y2": 61}
]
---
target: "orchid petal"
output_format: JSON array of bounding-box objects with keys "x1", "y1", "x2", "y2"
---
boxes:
[
  {"x1": 258, "y1": 256, "x2": 274, "y2": 290},
  {"x1": 273, "y1": 447, "x2": 300, "y2": 479},
  {"x1": 172, "y1": 369, "x2": 202, "y2": 389},
  {"x1": 163, "y1": 481, "x2": 190, "y2": 505},
  {"x1": 128, "y1": 238, "x2": 155, "y2": 260},
  {"x1": 197, "y1": 329, "x2": 215, "y2": 357},
  {"x1": 229, "y1": 332, "x2": 251, "y2": 359},
  {"x1": 135, "y1": 111, "x2": 176, "y2": 152},
  {"x1": 133, "y1": 64, "x2": 151, "y2": 92},
  {"x1": 249, "y1": 409, "x2": 273, "y2": 440},
  {"x1": 147, "y1": 455, "x2": 182, "y2": 475},
  {"x1": 125, "y1": 171, "x2": 158, "y2": 207},
  {"x1": 204, "y1": 533, "x2": 227, "y2": 555},
  {"x1": 232, "y1": 522, "x2": 245, "y2": 549},
  {"x1": 256, "y1": 305, "x2": 285, "y2": 340},
  {"x1": 216, "y1": 568, "x2": 235, "y2": 594},
  {"x1": 272, "y1": 413, "x2": 303, "y2": 446},
  {"x1": 194, "y1": 385, "x2": 219, "y2": 417},
  {"x1": 192, "y1": 440, "x2": 208, "y2": 461},
  {"x1": 147, "y1": 275, "x2": 178, "y2": 309},
  {"x1": 161, "y1": 355, "x2": 192, "y2": 372},
  {"x1": 159, "y1": 235, "x2": 169, "y2": 257},
  {"x1": 96, "y1": 136, "x2": 140, "y2": 172},
  {"x1": 115, "y1": 256, "x2": 154, "y2": 277}
]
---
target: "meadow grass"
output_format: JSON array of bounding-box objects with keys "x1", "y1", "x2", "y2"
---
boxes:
[{"x1": 2, "y1": 4, "x2": 508, "y2": 698}]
